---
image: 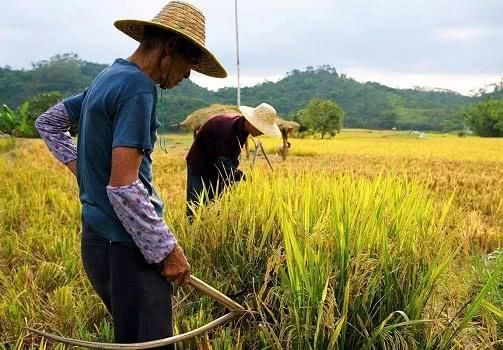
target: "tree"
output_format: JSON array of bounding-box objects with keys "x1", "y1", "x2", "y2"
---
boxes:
[
  {"x1": 464, "y1": 98, "x2": 503, "y2": 137},
  {"x1": 11, "y1": 101, "x2": 31, "y2": 137},
  {"x1": 0, "y1": 105, "x2": 17, "y2": 134},
  {"x1": 377, "y1": 111, "x2": 398, "y2": 129},
  {"x1": 27, "y1": 92, "x2": 63, "y2": 120},
  {"x1": 0, "y1": 102, "x2": 33, "y2": 137},
  {"x1": 0, "y1": 92, "x2": 63, "y2": 137},
  {"x1": 298, "y1": 98, "x2": 344, "y2": 138},
  {"x1": 0, "y1": 53, "x2": 107, "y2": 108}
]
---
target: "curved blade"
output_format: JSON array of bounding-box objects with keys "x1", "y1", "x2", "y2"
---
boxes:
[
  {"x1": 188, "y1": 275, "x2": 245, "y2": 312},
  {"x1": 27, "y1": 275, "x2": 247, "y2": 349}
]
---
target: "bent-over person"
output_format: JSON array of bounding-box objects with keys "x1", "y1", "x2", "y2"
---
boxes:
[{"x1": 185, "y1": 103, "x2": 281, "y2": 220}]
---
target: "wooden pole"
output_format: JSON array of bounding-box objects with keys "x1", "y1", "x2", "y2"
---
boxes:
[
  {"x1": 235, "y1": 0, "x2": 241, "y2": 107},
  {"x1": 281, "y1": 129, "x2": 288, "y2": 161}
]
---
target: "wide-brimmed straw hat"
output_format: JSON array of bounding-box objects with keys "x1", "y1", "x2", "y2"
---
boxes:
[
  {"x1": 240, "y1": 103, "x2": 281, "y2": 138},
  {"x1": 114, "y1": 1, "x2": 227, "y2": 78}
]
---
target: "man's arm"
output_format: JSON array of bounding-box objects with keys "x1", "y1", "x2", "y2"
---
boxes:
[
  {"x1": 35, "y1": 102, "x2": 77, "y2": 175},
  {"x1": 107, "y1": 147, "x2": 191, "y2": 286},
  {"x1": 215, "y1": 156, "x2": 246, "y2": 183}
]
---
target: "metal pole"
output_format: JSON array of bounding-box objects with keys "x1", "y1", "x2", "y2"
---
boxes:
[{"x1": 235, "y1": 0, "x2": 241, "y2": 107}]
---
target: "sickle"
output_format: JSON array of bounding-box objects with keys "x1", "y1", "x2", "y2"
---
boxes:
[{"x1": 27, "y1": 275, "x2": 248, "y2": 349}]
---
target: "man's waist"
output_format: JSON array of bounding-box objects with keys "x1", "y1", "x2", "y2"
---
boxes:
[{"x1": 82, "y1": 204, "x2": 133, "y2": 243}]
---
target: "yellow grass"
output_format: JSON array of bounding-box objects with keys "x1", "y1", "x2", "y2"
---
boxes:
[
  {"x1": 0, "y1": 131, "x2": 502, "y2": 349},
  {"x1": 261, "y1": 129, "x2": 503, "y2": 161}
]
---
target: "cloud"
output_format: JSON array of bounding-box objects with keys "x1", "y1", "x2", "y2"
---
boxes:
[
  {"x1": 1, "y1": 0, "x2": 502, "y2": 94},
  {"x1": 340, "y1": 67, "x2": 502, "y2": 95},
  {"x1": 190, "y1": 72, "x2": 284, "y2": 91},
  {"x1": 438, "y1": 27, "x2": 488, "y2": 41}
]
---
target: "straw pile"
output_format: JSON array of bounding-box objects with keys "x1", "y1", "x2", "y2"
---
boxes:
[
  {"x1": 179, "y1": 104, "x2": 240, "y2": 131},
  {"x1": 179, "y1": 104, "x2": 300, "y2": 134}
]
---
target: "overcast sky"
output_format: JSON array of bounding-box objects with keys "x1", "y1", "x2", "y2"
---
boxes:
[{"x1": 1, "y1": 0, "x2": 502, "y2": 95}]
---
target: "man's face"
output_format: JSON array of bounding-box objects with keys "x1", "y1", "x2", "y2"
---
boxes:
[
  {"x1": 246, "y1": 121, "x2": 264, "y2": 137},
  {"x1": 158, "y1": 40, "x2": 200, "y2": 89}
]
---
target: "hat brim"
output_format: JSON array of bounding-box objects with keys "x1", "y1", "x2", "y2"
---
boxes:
[
  {"x1": 114, "y1": 19, "x2": 227, "y2": 78},
  {"x1": 240, "y1": 106, "x2": 282, "y2": 138}
]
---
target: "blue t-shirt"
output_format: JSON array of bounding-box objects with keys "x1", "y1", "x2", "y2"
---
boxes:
[{"x1": 64, "y1": 58, "x2": 163, "y2": 242}]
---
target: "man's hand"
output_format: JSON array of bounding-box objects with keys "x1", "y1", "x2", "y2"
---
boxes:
[
  {"x1": 161, "y1": 245, "x2": 191, "y2": 286},
  {"x1": 66, "y1": 160, "x2": 77, "y2": 176}
]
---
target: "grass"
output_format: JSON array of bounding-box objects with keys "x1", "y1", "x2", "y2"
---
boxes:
[
  {"x1": 0, "y1": 136, "x2": 15, "y2": 154},
  {"x1": 261, "y1": 130, "x2": 503, "y2": 161},
  {"x1": 0, "y1": 133, "x2": 502, "y2": 349}
]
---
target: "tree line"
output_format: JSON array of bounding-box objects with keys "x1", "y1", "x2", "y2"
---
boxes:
[{"x1": 1, "y1": 54, "x2": 502, "y2": 137}]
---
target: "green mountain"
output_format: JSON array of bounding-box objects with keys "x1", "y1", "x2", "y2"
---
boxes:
[
  {"x1": 1, "y1": 54, "x2": 502, "y2": 131},
  {"x1": 0, "y1": 54, "x2": 108, "y2": 108},
  {"x1": 162, "y1": 67, "x2": 486, "y2": 131},
  {"x1": 205, "y1": 68, "x2": 474, "y2": 131}
]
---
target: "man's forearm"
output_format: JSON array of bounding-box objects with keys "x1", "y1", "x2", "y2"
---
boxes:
[
  {"x1": 106, "y1": 179, "x2": 177, "y2": 264},
  {"x1": 215, "y1": 156, "x2": 246, "y2": 183},
  {"x1": 35, "y1": 102, "x2": 77, "y2": 165}
]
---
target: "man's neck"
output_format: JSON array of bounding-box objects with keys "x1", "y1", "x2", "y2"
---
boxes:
[{"x1": 128, "y1": 49, "x2": 159, "y2": 81}]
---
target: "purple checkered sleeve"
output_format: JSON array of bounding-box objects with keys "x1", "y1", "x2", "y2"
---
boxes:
[
  {"x1": 35, "y1": 102, "x2": 77, "y2": 164},
  {"x1": 106, "y1": 179, "x2": 177, "y2": 264}
]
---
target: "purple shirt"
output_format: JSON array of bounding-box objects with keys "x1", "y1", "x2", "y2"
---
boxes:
[{"x1": 186, "y1": 114, "x2": 249, "y2": 176}]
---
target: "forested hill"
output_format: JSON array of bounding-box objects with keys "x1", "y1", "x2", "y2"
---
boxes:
[
  {"x1": 1, "y1": 54, "x2": 501, "y2": 131},
  {"x1": 0, "y1": 54, "x2": 108, "y2": 108}
]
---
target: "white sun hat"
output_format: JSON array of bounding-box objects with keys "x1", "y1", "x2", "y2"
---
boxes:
[{"x1": 239, "y1": 103, "x2": 281, "y2": 138}]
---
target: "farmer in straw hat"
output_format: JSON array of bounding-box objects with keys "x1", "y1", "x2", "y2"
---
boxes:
[
  {"x1": 35, "y1": 2, "x2": 226, "y2": 347},
  {"x1": 186, "y1": 103, "x2": 281, "y2": 220}
]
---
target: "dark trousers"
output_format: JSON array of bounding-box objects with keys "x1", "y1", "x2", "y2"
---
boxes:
[
  {"x1": 81, "y1": 222, "x2": 174, "y2": 349},
  {"x1": 186, "y1": 166, "x2": 220, "y2": 220}
]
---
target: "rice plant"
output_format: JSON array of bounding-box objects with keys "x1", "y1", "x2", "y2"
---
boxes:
[{"x1": 1, "y1": 136, "x2": 502, "y2": 349}]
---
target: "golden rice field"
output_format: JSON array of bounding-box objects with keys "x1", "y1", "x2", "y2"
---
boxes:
[{"x1": 0, "y1": 130, "x2": 502, "y2": 350}]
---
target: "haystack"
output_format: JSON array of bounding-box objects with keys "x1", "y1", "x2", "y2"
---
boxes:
[
  {"x1": 179, "y1": 104, "x2": 240, "y2": 132},
  {"x1": 180, "y1": 104, "x2": 300, "y2": 134}
]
